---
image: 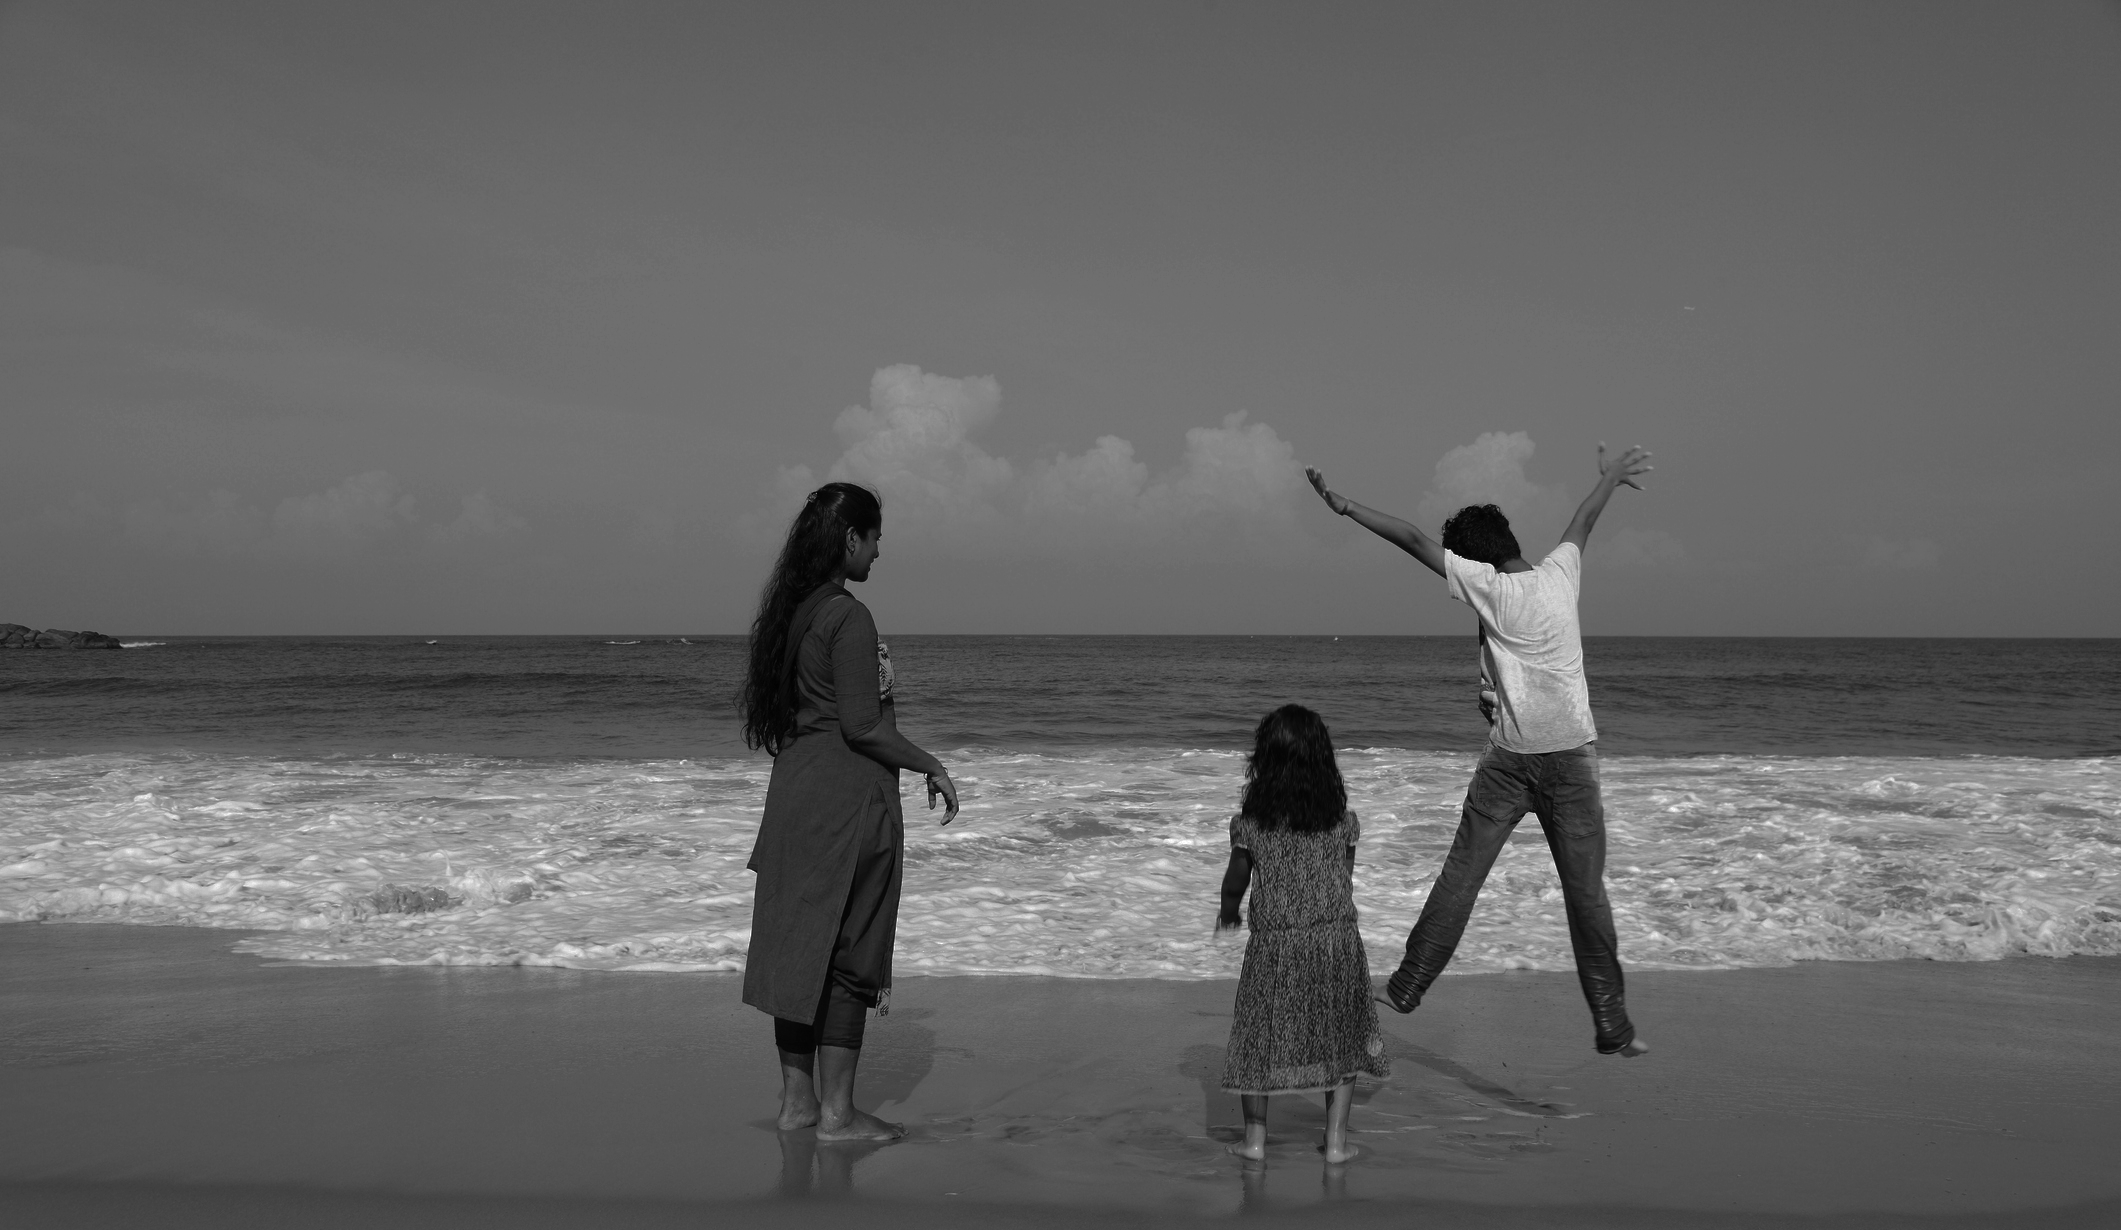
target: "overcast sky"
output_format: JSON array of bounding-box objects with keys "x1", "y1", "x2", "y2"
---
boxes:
[{"x1": 4, "y1": 1, "x2": 2116, "y2": 635}]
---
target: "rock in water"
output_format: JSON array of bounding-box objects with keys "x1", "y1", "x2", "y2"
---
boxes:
[{"x1": 0, "y1": 625, "x2": 122, "y2": 648}]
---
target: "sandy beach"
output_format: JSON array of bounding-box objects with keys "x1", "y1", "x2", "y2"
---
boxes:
[{"x1": 3, "y1": 924, "x2": 2117, "y2": 1227}]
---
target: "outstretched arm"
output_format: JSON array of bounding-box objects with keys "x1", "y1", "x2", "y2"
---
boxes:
[
  {"x1": 1307, "y1": 467, "x2": 1446, "y2": 577},
  {"x1": 1560, "y1": 443, "x2": 1653, "y2": 551}
]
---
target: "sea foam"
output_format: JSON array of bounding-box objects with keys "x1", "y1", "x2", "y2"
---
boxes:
[{"x1": 1, "y1": 748, "x2": 2114, "y2": 976}]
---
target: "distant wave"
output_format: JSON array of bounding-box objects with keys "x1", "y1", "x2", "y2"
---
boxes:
[
  {"x1": 119, "y1": 642, "x2": 166, "y2": 649},
  {"x1": 1, "y1": 635, "x2": 2114, "y2": 760}
]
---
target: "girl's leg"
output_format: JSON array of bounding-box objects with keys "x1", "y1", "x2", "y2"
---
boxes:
[
  {"x1": 1229, "y1": 1094, "x2": 1269, "y2": 1160},
  {"x1": 1322, "y1": 1080, "x2": 1357, "y2": 1163}
]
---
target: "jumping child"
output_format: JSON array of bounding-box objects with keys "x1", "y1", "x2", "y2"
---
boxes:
[
  {"x1": 1305, "y1": 443, "x2": 1654, "y2": 1058},
  {"x1": 1216, "y1": 704, "x2": 1390, "y2": 1164}
]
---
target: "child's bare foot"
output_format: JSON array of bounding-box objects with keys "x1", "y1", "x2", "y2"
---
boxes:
[
  {"x1": 1226, "y1": 1140, "x2": 1267, "y2": 1161},
  {"x1": 816, "y1": 1109, "x2": 906, "y2": 1142},
  {"x1": 1618, "y1": 1037, "x2": 1650, "y2": 1057},
  {"x1": 1320, "y1": 1140, "x2": 1360, "y2": 1164}
]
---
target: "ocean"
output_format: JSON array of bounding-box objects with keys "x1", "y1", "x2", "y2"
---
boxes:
[{"x1": 2, "y1": 636, "x2": 2116, "y2": 978}]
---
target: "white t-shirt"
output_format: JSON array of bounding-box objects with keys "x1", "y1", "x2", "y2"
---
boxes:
[{"x1": 1443, "y1": 542, "x2": 1597, "y2": 754}]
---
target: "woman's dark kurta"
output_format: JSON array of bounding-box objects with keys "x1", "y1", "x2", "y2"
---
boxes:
[{"x1": 743, "y1": 584, "x2": 904, "y2": 1023}]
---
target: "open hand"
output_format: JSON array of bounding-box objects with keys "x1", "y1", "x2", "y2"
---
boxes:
[
  {"x1": 1305, "y1": 466, "x2": 1350, "y2": 515},
  {"x1": 1598, "y1": 443, "x2": 1654, "y2": 491},
  {"x1": 925, "y1": 770, "x2": 961, "y2": 825}
]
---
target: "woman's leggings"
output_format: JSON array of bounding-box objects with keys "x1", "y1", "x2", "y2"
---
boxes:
[{"x1": 773, "y1": 979, "x2": 871, "y2": 1053}]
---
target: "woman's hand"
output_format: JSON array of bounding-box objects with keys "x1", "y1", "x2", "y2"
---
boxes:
[
  {"x1": 1214, "y1": 909, "x2": 1243, "y2": 933},
  {"x1": 925, "y1": 769, "x2": 961, "y2": 825}
]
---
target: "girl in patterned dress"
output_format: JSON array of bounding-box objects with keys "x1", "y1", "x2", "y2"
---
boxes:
[{"x1": 1215, "y1": 704, "x2": 1389, "y2": 1163}]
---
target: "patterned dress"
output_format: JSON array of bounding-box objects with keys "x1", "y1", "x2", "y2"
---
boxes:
[{"x1": 1222, "y1": 811, "x2": 1390, "y2": 1095}]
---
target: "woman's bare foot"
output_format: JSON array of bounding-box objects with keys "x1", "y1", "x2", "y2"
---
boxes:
[
  {"x1": 778, "y1": 1053, "x2": 821, "y2": 1129},
  {"x1": 1320, "y1": 1141, "x2": 1360, "y2": 1164},
  {"x1": 816, "y1": 1108, "x2": 906, "y2": 1142},
  {"x1": 1226, "y1": 1139, "x2": 1267, "y2": 1161},
  {"x1": 1618, "y1": 1037, "x2": 1649, "y2": 1057}
]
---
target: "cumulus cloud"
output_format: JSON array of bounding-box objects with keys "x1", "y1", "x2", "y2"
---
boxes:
[
  {"x1": 429, "y1": 491, "x2": 529, "y2": 548},
  {"x1": 760, "y1": 365, "x2": 1311, "y2": 561},
  {"x1": 1413, "y1": 431, "x2": 1575, "y2": 540},
  {"x1": 827, "y1": 366, "x2": 1014, "y2": 528},
  {"x1": 96, "y1": 473, "x2": 523, "y2": 560},
  {"x1": 267, "y1": 471, "x2": 418, "y2": 551}
]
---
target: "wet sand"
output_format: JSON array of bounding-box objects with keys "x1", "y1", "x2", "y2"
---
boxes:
[{"x1": 3, "y1": 923, "x2": 2118, "y2": 1228}]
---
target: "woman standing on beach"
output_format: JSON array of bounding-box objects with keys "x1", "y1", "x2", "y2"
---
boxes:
[{"x1": 739, "y1": 482, "x2": 960, "y2": 1142}]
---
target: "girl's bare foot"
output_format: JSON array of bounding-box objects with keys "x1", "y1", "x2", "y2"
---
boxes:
[
  {"x1": 816, "y1": 1108, "x2": 906, "y2": 1142},
  {"x1": 1320, "y1": 1141, "x2": 1360, "y2": 1164},
  {"x1": 1230, "y1": 1098, "x2": 1269, "y2": 1161}
]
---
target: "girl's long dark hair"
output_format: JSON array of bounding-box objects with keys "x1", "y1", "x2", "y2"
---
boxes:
[
  {"x1": 739, "y1": 482, "x2": 882, "y2": 755},
  {"x1": 1240, "y1": 704, "x2": 1347, "y2": 832}
]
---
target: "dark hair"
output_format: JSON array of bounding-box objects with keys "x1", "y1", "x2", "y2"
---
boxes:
[
  {"x1": 738, "y1": 482, "x2": 883, "y2": 755},
  {"x1": 1240, "y1": 704, "x2": 1347, "y2": 833},
  {"x1": 1441, "y1": 504, "x2": 1521, "y2": 568}
]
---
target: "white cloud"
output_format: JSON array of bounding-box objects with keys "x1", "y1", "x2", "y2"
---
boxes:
[
  {"x1": 1859, "y1": 536, "x2": 1942, "y2": 570},
  {"x1": 825, "y1": 366, "x2": 1015, "y2": 543},
  {"x1": 1414, "y1": 431, "x2": 1574, "y2": 541},
  {"x1": 429, "y1": 491, "x2": 529, "y2": 548},
  {"x1": 267, "y1": 471, "x2": 417, "y2": 551},
  {"x1": 760, "y1": 365, "x2": 1311, "y2": 561}
]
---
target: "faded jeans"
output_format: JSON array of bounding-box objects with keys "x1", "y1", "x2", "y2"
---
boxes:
[{"x1": 1388, "y1": 741, "x2": 1636, "y2": 1052}]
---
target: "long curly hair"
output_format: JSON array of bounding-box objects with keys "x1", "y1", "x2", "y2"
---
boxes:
[
  {"x1": 738, "y1": 482, "x2": 882, "y2": 755},
  {"x1": 1240, "y1": 704, "x2": 1347, "y2": 832}
]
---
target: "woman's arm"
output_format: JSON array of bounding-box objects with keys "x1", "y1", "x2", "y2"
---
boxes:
[
  {"x1": 826, "y1": 602, "x2": 960, "y2": 822},
  {"x1": 846, "y1": 711, "x2": 960, "y2": 823},
  {"x1": 1216, "y1": 848, "x2": 1253, "y2": 931}
]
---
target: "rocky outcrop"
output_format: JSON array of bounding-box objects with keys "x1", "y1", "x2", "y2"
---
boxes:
[{"x1": 1, "y1": 624, "x2": 122, "y2": 649}]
